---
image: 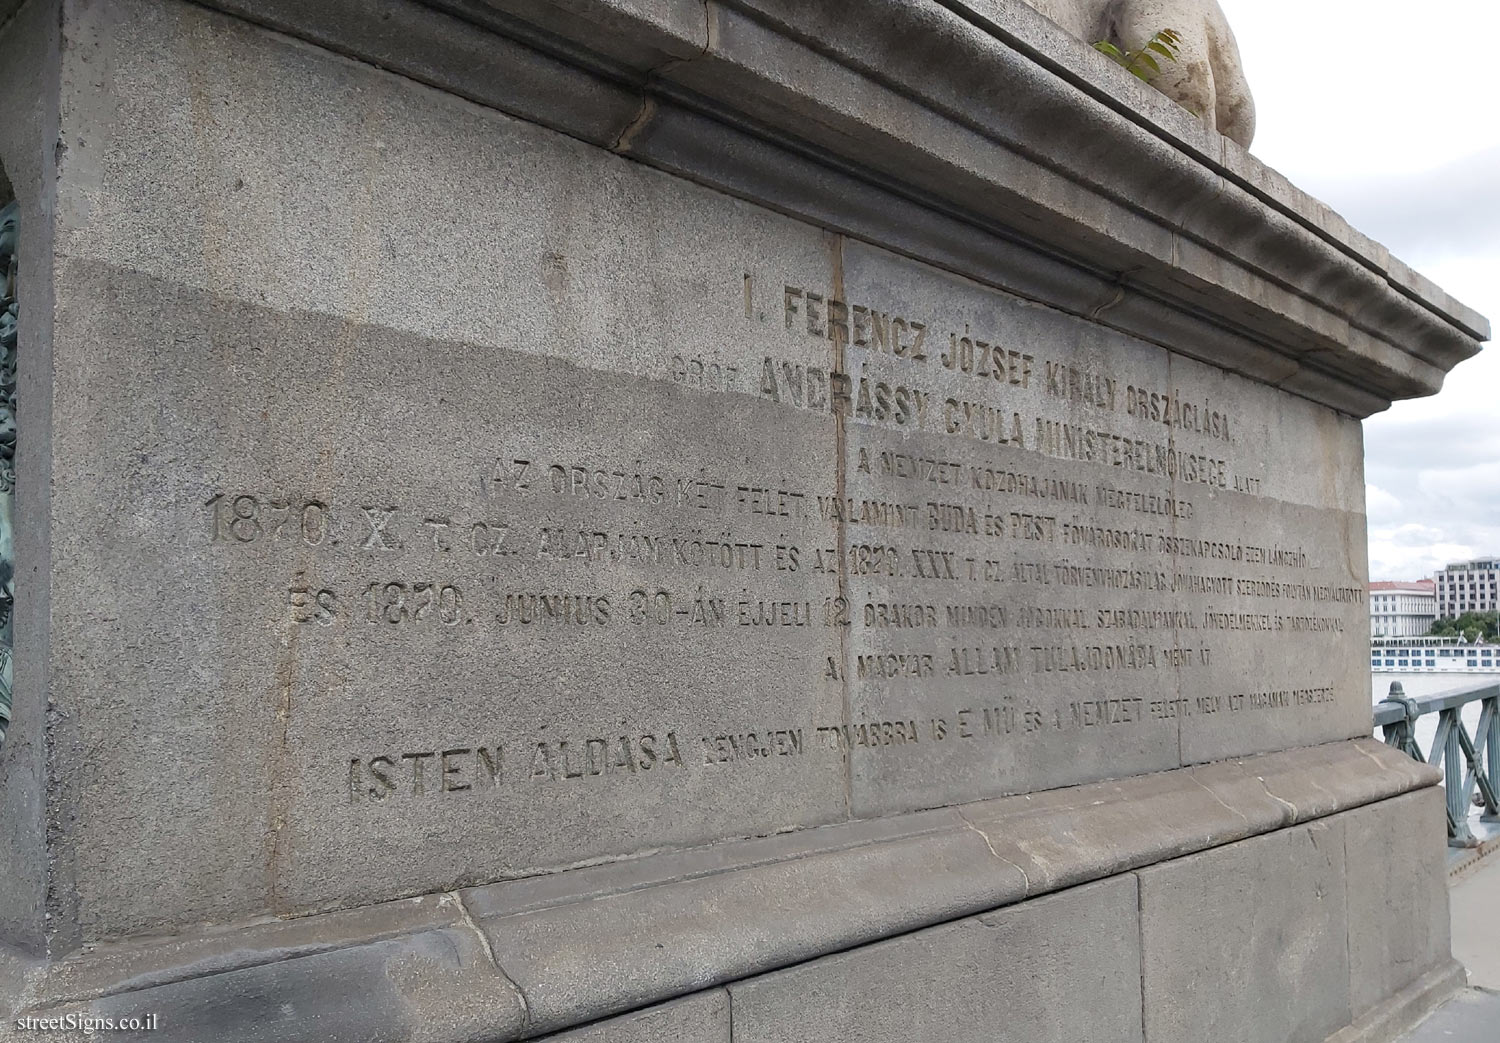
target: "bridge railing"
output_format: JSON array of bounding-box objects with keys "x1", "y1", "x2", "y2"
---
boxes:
[{"x1": 1376, "y1": 681, "x2": 1500, "y2": 847}]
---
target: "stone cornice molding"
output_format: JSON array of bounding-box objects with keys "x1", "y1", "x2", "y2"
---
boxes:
[{"x1": 191, "y1": 0, "x2": 1487, "y2": 416}]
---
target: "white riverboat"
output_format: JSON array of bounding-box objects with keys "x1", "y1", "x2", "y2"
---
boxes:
[{"x1": 1371, "y1": 635, "x2": 1500, "y2": 673}]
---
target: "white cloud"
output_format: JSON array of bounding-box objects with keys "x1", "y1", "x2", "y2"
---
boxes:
[
  {"x1": 1220, "y1": 0, "x2": 1500, "y2": 182},
  {"x1": 1368, "y1": 529, "x2": 1475, "y2": 583},
  {"x1": 1365, "y1": 484, "x2": 1402, "y2": 524},
  {"x1": 1417, "y1": 462, "x2": 1500, "y2": 510}
]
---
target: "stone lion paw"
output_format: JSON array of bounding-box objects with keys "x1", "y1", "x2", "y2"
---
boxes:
[{"x1": 1023, "y1": 0, "x2": 1256, "y2": 148}]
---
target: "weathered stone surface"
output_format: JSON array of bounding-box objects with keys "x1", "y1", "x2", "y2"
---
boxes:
[
  {"x1": 959, "y1": 738, "x2": 1435, "y2": 895},
  {"x1": 0, "y1": 0, "x2": 1421, "y2": 946},
  {"x1": 4, "y1": 742, "x2": 1434, "y2": 1038},
  {"x1": 21, "y1": 892, "x2": 464, "y2": 1008},
  {"x1": 1139, "y1": 817, "x2": 1353, "y2": 1043},
  {"x1": 0, "y1": 0, "x2": 57, "y2": 958},
  {"x1": 471, "y1": 824, "x2": 1027, "y2": 1034},
  {"x1": 0, "y1": 0, "x2": 1486, "y2": 1040},
  {"x1": 64, "y1": 927, "x2": 525, "y2": 1043},
  {"x1": 729, "y1": 875, "x2": 1142, "y2": 1043},
  {"x1": 1324, "y1": 961, "x2": 1465, "y2": 1043},
  {"x1": 1344, "y1": 787, "x2": 1452, "y2": 1018},
  {"x1": 189, "y1": 0, "x2": 1487, "y2": 400},
  {"x1": 535, "y1": 992, "x2": 730, "y2": 1043}
]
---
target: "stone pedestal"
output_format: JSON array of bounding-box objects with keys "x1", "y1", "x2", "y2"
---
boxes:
[{"x1": 0, "y1": 1, "x2": 1487, "y2": 1040}]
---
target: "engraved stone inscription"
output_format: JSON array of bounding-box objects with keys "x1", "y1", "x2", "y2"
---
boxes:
[
  {"x1": 63, "y1": 103, "x2": 1368, "y2": 925},
  {"x1": 33, "y1": 13, "x2": 1404, "y2": 945},
  {"x1": 194, "y1": 255, "x2": 1364, "y2": 832},
  {"x1": 187, "y1": 255, "x2": 1374, "y2": 840}
]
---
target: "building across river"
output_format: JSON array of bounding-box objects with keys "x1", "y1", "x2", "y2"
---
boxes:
[
  {"x1": 1436, "y1": 557, "x2": 1500, "y2": 616},
  {"x1": 1370, "y1": 580, "x2": 1438, "y2": 638}
]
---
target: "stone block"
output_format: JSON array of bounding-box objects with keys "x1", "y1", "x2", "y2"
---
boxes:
[
  {"x1": 25, "y1": 0, "x2": 1390, "y2": 945},
  {"x1": 1139, "y1": 817, "x2": 1352, "y2": 1043},
  {"x1": 728, "y1": 875, "x2": 1143, "y2": 1043},
  {"x1": 1344, "y1": 787, "x2": 1452, "y2": 1017}
]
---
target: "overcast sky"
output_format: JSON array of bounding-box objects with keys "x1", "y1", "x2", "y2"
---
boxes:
[{"x1": 1218, "y1": 0, "x2": 1499, "y2": 582}]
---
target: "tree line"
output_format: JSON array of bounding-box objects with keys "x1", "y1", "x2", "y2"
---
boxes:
[{"x1": 1428, "y1": 611, "x2": 1500, "y2": 643}]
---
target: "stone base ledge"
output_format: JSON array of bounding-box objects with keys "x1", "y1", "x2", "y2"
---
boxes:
[
  {"x1": 1324, "y1": 960, "x2": 1467, "y2": 1043},
  {"x1": 3, "y1": 738, "x2": 1438, "y2": 1041}
]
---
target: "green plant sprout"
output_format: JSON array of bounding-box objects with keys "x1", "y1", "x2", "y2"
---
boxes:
[{"x1": 1092, "y1": 27, "x2": 1182, "y2": 83}]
